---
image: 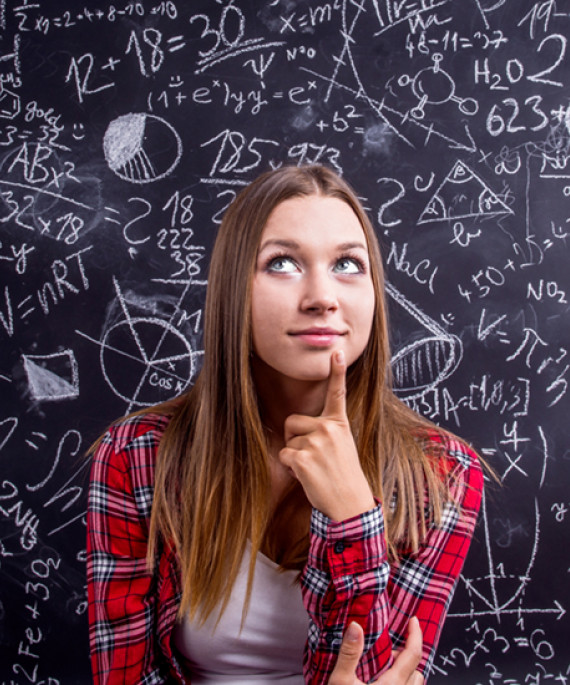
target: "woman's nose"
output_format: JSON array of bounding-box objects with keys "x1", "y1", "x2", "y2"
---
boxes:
[{"x1": 300, "y1": 271, "x2": 338, "y2": 313}]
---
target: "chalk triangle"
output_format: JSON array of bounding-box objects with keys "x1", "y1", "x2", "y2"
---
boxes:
[{"x1": 418, "y1": 160, "x2": 513, "y2": 224}]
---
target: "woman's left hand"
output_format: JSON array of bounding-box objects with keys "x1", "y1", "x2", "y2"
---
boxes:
[
  {"x1": 278, "y1": 350, "x2": 375, "y2": 522},
  {"x1": 328, "y1": 619, "x2": 424, "y2": 685}
]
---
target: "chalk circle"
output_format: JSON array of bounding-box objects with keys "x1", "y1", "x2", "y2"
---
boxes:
[
  {"x1": 103, "y1": 113, "x2": 182, "y2": 184},
  {"x1": 100, "y1": 317, "x2": 193, "y2": 405},
  {"x1": 413, "y1": 67, "x2": 455, "y2": 106}
]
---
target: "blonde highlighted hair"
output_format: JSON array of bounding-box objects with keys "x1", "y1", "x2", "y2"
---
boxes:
[{"x1": 124, "y1": 166, "x2": 456, "y2": 622}]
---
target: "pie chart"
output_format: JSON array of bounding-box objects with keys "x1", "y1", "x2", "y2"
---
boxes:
[{"x1": 103, "y1": 112, "x2": 182, "y2": 184}]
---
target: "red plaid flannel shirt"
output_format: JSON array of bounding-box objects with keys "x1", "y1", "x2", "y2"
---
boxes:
[{"x1": 87, "y1": 413, "x2": 483, "y2": 684}]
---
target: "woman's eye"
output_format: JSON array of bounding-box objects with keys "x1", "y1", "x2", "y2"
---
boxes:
[
  {"x1": 267, "y1": 256, "x2": 297, "y2": 273},
  {"x1": 334, "y1": 258, "x2": 362, "y2": 274}
]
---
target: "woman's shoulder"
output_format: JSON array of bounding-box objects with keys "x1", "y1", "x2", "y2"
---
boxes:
[
  {"x1": 419, "y1": 427, "x2": 483, "y2": 489},
  {"x1": 93, "y1": 412, "x2": 172, "y2": 473},
  {"x1": 88, "y1": 413, "x2": 173, "y2": 528},
  {"x1": 108, "y1": 412, "x2": 171, "y2": 448}
]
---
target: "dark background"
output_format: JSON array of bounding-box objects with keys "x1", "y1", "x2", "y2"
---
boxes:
[{"x1": 0, "y1": 0, "x2": 569, "y2": 682}]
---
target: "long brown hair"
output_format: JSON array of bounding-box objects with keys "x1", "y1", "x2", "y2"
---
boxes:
[{"x1": 145, "y1": 165, "x2": 457, "y2": 623}]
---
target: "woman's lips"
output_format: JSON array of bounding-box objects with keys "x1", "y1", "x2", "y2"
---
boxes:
[{"x1": 289, "y1": 330, "x2": 345, "y2": 347}]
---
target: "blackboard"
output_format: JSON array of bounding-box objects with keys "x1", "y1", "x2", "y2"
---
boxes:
[{"x1": 0, "y1": 0, "x2": 569, "y2": 682}]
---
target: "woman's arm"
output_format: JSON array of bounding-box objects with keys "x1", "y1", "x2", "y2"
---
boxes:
[
  {"x1": 279, "y1": 351, "x2": 392, "y2": 682},
  {"x1": 277, "y1": 351, "x2": 483, "y2": 682},
  {"x1": 301, "y1": 436, "x2": 483, "y2": 684},
  {"x1": 300, "y1": 502, "x2": 392, "y2": 683},
  {"x1": 386, "y1": 437, "x2": 483, "y2": 675},
  {"x1": 86, "y1": 415, "x2": 177, "y2": 684}
]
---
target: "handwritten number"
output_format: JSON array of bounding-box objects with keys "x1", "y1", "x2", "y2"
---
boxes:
[
  {"x1": 15, "y1": 13, "x2": 29, "y2": 31},
  {"x1": 65, "y1": 55, "x2": 114, "y2": 104},
  {"x1": 162, "y1": 191, "x2": 194, "y2": 227},
  {"x1": 13, "y1": 663, "x2": 38, "y2": 683},
  {"x1": 487, "y1": 97, "x2": 548, "y2": 136},
  {"x1": 157, "y1": 229, "x2": 168, "y2": 250},
  {"x1": 0, "y1": 191, "x2": 20, "y2": 224},
  {"x1": 123, "y1": 198, "x2": 152, "y2": 246},
  {"x1": 181, "y1": 227, "x2": 195, "y2": 250},
  {"x1": 528, "y1": 33, "x2": 566, "y2": 87},
  {"x1": 144, "y1": 30, "x2": 165, "y2": 73},
  {"x1": 530, "y1": 629, "x2": 555, "y2": 660},
  {"x1": 15, "y1": 195, "x2": 35, "y2": 232},
  {"x1": 503, "y1": 98, "x2": 525, "y2": 133},
  {"x1": 219, "y1": 5, "x2": 245, "y2": 48},
  {"x1": 190, "y1": 15, "x2": 221, "y2": 57},
  {"x1": 527, "y1": 95, "x2": 549, "y2": 131},
  {"x1": 126, "y1": 30, "x2": 164, "y2": 77},
  {"x1": 0, "y1": 480, "x2": 18, "y2": 502},
  {"x1": 190, "y1": 5, "x2": 245, "y2": 57},
  {"x1": 63, "y1": 11, "x2": 75, "y2": 27},
  {"x1": 212, "y1": 190, "x2": 237, "y2": 225},
  {"x1": 0, "y1": 126, "x2": 17, "y2": 146}
]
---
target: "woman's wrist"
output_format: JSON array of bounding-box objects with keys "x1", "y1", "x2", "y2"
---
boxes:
[{"x1": 325, "y1": 492, "x2": 377, "y2": 523}]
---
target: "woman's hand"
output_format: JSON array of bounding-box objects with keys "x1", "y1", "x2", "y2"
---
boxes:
[
  {"x1": 278, "y1": 350, "x2": 375, "y2": 522},
  {"x1": 328, "y1": 618, "x2": 424, "y2": 685}
]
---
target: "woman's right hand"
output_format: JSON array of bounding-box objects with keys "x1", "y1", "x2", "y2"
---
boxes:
[{"x1": 328, "y1": 618, "x2": 424, "y2": 685}]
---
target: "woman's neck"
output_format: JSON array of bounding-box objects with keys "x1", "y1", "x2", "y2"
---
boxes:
[
  {"x1": 250, "y1": 358, "x2": 317, "y2": 562},
  {"x1": 251, "y1": 357, "x2": 328, "y2": 440}
]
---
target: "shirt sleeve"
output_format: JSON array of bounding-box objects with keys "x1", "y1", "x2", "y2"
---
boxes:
[
  {"x1": 86, "y1": 419, "x2": 172, "y2": 685},
  {"x1": 387, "y1": 439, "x2": 484, "y2": 679},
  {"x1": 300, "y1": 436, "x2": 483, "y2": 684}
]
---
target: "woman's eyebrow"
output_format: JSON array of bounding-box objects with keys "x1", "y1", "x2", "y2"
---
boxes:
[
  {"x1": 337, "y1": 241, "x2": 368, "y2": 252},
  {"x1": 258, "y1": 239, "x2": 368, "y2": 252},
  {"x1": 258, "y1": 238, "x2": 300, "y2": 252}
]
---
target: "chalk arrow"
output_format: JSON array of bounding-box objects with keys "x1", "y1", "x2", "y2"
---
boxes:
[{"x1": 554, "y1": 600, "x2": 566, "y2": 620}]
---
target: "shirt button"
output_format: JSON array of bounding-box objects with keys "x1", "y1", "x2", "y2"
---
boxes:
[
  {"x1": 325, "y1": 632, "x2": 336, "y2": 644},
  {"x1": 334, "y1": 541, "x2": 345, "y2": 554}
]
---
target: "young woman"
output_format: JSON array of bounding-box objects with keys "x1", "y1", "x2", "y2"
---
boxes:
[{"x1": 87, "y1": 165, "x2": 484, "y2": 684}]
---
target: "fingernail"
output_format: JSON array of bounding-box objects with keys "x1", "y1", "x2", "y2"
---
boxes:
[
  {"x1": 346, "y1": 622, "x2": 360, "y2": 642},
  {"x1": 335, "y1": 349, "x2": 345, "y2": 364}
]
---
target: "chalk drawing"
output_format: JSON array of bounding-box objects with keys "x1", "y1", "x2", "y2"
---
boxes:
[
  {"x1": 21, "y1": 351, "x2": 79, "y2": 401},
  {"x1": 0, "y1": 86, "x2": 20, "y2": 120},
  {"x1": 99, "y1": 317, "x2": 194, "y2": 405},
  {"x1": 386, "y1": 282, "x2": 463, "y2": 400},
  {"x1": 300, "y1": 2, "x2": 479, "y2": 153},
  {"x1": 77, "y1": 278, "x2": 196, "y2": 411},
  {"x1": 448, "y1": 428, "x2": 564, "y2": 635},
  {"x1": 417, "y1": 160, "x2": 514, "y2": 224},
  {"x1": 103, "y1": 113, "x2": 182, "y2": 184},
  {"x1": 398, "y1": 54, "x2": 479, "y2": 120}
]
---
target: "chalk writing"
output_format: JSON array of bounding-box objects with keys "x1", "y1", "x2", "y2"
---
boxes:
[{"x1": 0, "y1": 0, "x2": 568, "y2": 681}]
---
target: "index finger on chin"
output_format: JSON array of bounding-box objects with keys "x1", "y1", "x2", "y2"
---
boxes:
[{"x1": 321, "y1": 349, "x2": 347, "y2": 419}]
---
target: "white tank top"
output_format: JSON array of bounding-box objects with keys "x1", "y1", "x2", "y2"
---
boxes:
[{"x1": 172, "y1": 545, "x2": 309, "y2": 684}]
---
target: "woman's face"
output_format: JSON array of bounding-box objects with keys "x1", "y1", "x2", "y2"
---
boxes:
[{"x1": 250, "y1": 194, "x2": 376, "y2": 385}]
